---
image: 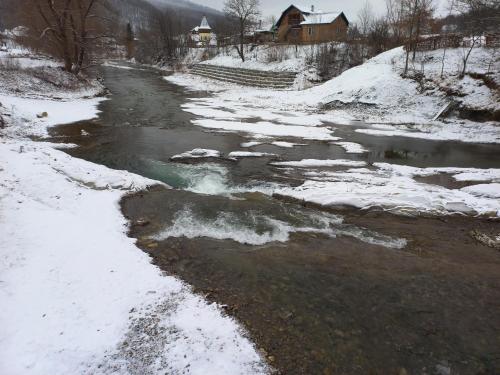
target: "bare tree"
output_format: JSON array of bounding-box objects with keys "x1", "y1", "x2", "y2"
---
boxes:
[
  {"x1": 223, "y1": 0, "x2": 260, "y2": 62},
  {"x1": 125, "y1": 22, "x2": 134, "y2": 59},
  {"x1": 440, "y1": 0, "x2": 455, "y2": 78},
  {"x1": 29, "y1": 0, "x2": 108, "y2": 74},
  {"x1": 401, "y1": 0, "x2": 434, "y2": 76},
  {"x1": 411, "y1": 0, "x2": 434, "y2": 61},
  {"x1": 357, "y1": 0, "x2": 374, "y2": 59},
  {"x1": 452, "y1": 0, "x2": 499, "y2": 77},
  {"x1": 386, "y1": 0, "x2": 405, "y2": 45}
]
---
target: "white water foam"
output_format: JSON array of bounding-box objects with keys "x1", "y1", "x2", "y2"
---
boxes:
[
  {"x1": 152, "y1": 209, "x2": 293, "y2": 245},
  {"x1": 178, "y1": 164, "x2": 231, "y2": 195},
  {"x1": 173, "y1": 163, "x2": 283, "y2": 197},
  {"x1": 152, "y1": 208, "x2": 406, "y2": 249}
]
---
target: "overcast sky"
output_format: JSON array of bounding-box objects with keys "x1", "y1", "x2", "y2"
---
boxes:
[{"x1": 191, "y1": 0, "x2": 388, "y2": 22}]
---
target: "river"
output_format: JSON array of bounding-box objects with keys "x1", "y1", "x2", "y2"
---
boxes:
[{"x1": 50, "y1": 64, "x2": 500, "y2": 375}]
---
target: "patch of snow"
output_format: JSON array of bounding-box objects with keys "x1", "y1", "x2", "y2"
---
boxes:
[
  {"x1": 272, "y1": 159, "x2": 367, "y2": 168},
  {"x1": 333, "y1": 141, "x2": 368, "y2": 153},
  {"x1": 0, "y1": 94, "x2": 105, "y2": 138},
  {"x1": 461, "y1": 183, "x2": 500, "y2": 199},
  {"x1": 240, "y1": 141, "x2": 264, "y2": 147},
  {"x1": 274, "y1": 163, "x2": 500, "y2": 217},
  {"x1": 374, "y1": 163, "x2": 500, "y2": 183},
  {"x1": 228, "y1": 151, "x2": 278, "y2": 158},
  {"x1": 171, "y1": 148, "x2": 221, "y2": 160},
  {"x1": 102, "y1": 61, "x2": 143, "y2": 70},
  {"x1": 191, "y1": 119, "x2": 337, "y2": 140},
  {"x1": 181, "y1": 103, "x2": 252, "y2": 120},
  {"x1": 355, "y1": 121, "x2": 500, "y2": 144},
  {"x1": 271, "y1": 141, "x2": 307, "y2": 148}
]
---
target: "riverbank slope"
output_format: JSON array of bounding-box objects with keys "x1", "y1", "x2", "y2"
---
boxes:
[{"x1": 0, "y1": 49, "x2": 269, "y2": 374}]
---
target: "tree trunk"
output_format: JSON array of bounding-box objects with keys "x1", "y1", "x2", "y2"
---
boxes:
[{"x1": 239, "y1": 21, "x2": 245, "y2": 62}]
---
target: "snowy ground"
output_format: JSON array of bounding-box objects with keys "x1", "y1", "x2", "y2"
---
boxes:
[
  {"x1": 167, "y1": 46, "x2": 499, "y2": 145},
  {"x1": 182, "y1": 44, "x2": 338, "y2": 73},
  {"x1": 0, "y1": 52, "x2": 269, "y2": 374}
]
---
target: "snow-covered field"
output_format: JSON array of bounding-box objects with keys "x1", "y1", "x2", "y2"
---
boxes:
[
  {"x1": 0, "y1": 52, "x2": 269, "y2": 374},
  {"x1": 167, "y1": 46, "x2": 499, "y2": 144}
]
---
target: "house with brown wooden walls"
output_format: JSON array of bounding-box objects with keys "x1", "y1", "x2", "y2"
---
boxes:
[{"x1": 275, "y1": 5, "x2": 349, "y2": 44}]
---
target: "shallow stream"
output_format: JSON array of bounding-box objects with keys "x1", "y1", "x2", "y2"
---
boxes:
[{"x1": 50, "y1": 64, "x2": 500, "y2": 374}]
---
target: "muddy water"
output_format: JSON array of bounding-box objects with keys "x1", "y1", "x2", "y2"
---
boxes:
[{"x1": 51, "y1": 64, "x2": 500, "y2": 374}]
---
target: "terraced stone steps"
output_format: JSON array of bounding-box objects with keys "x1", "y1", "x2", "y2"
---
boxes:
[{"x1": 190, "y1": 64, "x2": 298, "y2": 90}]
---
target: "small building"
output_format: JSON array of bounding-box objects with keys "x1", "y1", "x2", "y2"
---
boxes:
[
  {"x1": 253, "y1": 20, "x2": 276, "y2": 43},
  {"x1": 275, "y1": 5, "x2": 349, "y2": 44},
  {"x1": 245, "y1": 20, "x2": 276, "y2": 44},
  {"x1": 190, "y1": 16, "x2": 217, "y2": 47}
]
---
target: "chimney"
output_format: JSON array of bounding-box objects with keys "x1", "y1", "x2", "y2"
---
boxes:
[{"x1": 311, "y1": 5, "x2": 315, "y2": 12}]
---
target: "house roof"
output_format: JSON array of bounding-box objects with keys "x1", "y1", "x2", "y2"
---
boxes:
[
  {"x1": 200, "y1": 16, "x2": 211, "y2": 29},
  {"x1": 192, "y1": 16, "x2": 212, "y2": 32},
  {"x1": 301, "y1": 12, "x2": 342, "y2": 25},
  {"x1": 275, "y1": 5, "x2": 349, "y2": 28}
]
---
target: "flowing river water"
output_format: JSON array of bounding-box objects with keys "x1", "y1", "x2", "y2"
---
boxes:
[{"x1": 50, "y1": 65, "x2": 500, "y2": 374}]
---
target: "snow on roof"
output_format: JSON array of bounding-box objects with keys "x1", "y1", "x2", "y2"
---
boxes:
[
  {"x1": 276, "y1": 5, "x2": 346, "y2": 27},
  {"x1": 301, "y1": 12, "x2": 341, "y2": 25},
  {"x1": 200, "y1": 16, "x2": 211, "y2": 30}
]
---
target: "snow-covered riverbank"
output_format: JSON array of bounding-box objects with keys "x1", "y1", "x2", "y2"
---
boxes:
[
  {"x1": 0, "y1": 54, "x2": 269, "y2": 374},
  {"x1": 164, "y1": 46, "x2": 500, "y2": 218},
  {"x1": 167, "y1": 46, "x2": 499, "y2": 144}
]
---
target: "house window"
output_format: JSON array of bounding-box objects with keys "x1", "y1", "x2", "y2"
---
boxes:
[{"x1": 308, "y1": 27, "x2": 313, "y2": 35}]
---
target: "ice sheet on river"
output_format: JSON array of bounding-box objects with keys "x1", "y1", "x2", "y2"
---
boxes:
[
  {"x1": 191, "y1": 119, "x2": 338, "y2": 140},
  {"x1": 274, "y1": 162, "x2": 500, "y2": 217}
]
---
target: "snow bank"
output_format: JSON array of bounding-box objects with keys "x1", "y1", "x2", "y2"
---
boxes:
[
  {"x1": 168, "y1": 45, "x2": 500, "y2": 145},
  {"x1": 0, "y1": 94, "x2": 104, "y2": 138},
  {"x1": 0, "y1": 54, "x2": 269, "y2": 375},
  {"x1": 191, "y1": 119, "x2": 337, "y2": 140},
  {"x1": 0, "y1": 140, "x2": 268, "y2": 375},
  {"x1": 333, "y1": 141, "x2": 368, "y2": 153},
  {"x1": 186, "y1": 44, "x2": 341, "y2": 73}
]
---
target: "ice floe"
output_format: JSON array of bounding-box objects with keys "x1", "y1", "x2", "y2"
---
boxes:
[
  {"x1": 274, "y1": 163, "x2": 500, "y2": 217},
  {"x1": 191, "y1": 119, "x2": 338, "y2": 140},
  {"x1": 273, "y1": 159, "x2": 367, "y2": 168},
  {"x1": 228, "y1": 151, "x2": 278, "y2": 158},
  {"x1": 333, "y1": 141, "x2": 368, "y2": 154},
  {"x1": 171, "y1": 148, "x2": 221, "y2": 160}
]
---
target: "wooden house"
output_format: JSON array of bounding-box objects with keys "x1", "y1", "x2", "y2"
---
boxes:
[{"x1": 275, "y1": 5, "x2": 349, "y2": 44}]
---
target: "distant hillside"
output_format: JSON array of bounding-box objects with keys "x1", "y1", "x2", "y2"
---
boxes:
[
  {"x1": 146, "y1": 0, "x2": 222, "y2": 16},
  {"x1": 109, "y1": 0, "x2": 224, "y2": 32}
]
